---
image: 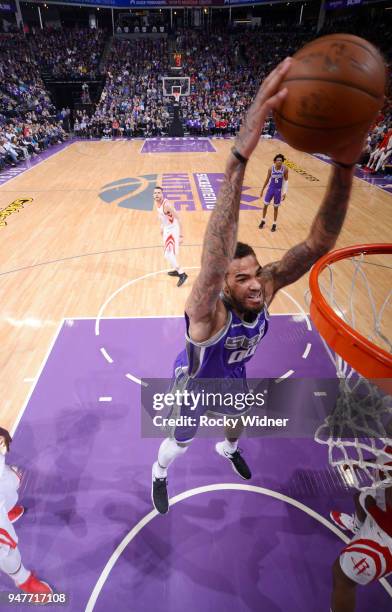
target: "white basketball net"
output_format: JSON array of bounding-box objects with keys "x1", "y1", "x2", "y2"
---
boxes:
[{"x1": 310, "y1": 251, "x2": 392, "y2": 490}]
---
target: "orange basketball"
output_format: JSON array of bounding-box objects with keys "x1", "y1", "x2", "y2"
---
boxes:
[{"x1": 274, "y1": 34, "x2": 386, "y2": 154}]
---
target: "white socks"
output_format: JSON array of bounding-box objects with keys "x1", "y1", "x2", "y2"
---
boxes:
[
  {"x1": 0, "y1": 547, "x2": 30, "y2": 585},
  {"x1": 153, "y1": 461, "x2": 167, "y2": 479},
  {"x1": 153, "y1": 438, "x2": 188, "y2": 478},
  {"x1": 223, "y1": 439, "x2": 238, "y2": 454},
  {"x1": 165, "y1": 249, "x2": 183, "y2": 274}
]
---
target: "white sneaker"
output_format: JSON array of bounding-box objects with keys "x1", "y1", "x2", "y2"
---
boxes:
[{"x1": 215, "y1": 442, "x2": 251, "y2": 480}]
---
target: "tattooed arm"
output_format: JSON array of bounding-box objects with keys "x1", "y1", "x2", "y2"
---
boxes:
[
  {"x1": 185, "y1": 156, "x2": 245, "y2": 339},
  {"x1": 261, "y1": 164, "x2": 354, "y2": 305},
  {"x1": 185, "y1": 58, "x2": 292, "y2": 341}
]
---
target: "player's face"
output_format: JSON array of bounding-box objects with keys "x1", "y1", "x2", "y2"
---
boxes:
[
  {"x1": 224, "y1": 255, "x2": 264, "y2": 315},
  {"x1": 275, "y1": 158, "x2": 283, "y2": 169},
  {"x1": 0, "y1": 436, "x2": 8, "y2": 455},
  {"x1": 153, "y1": 189, "x2": 163, "y2": 202}
]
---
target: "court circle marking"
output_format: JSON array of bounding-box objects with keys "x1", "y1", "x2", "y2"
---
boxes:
[
  {"x1": 94, "y1": 268, "x2": 313, "y2": 385},
  {"x1": 85, "y1": 482, "x2": 392, "y2": 611}
]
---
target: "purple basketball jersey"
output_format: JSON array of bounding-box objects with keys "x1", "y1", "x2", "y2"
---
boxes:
[
  {"x1": 264, "y1": 164, "x2": 286, "y2": 205},
  {"x1": 174, "y1": 302, "x2": 269, "y2": 380},
  {"x1": 167, "y1": 302, "x2": 269, "y2": 441},
  {"x1": 269, "y1": 163, "x2": 285, "y2": 191}
]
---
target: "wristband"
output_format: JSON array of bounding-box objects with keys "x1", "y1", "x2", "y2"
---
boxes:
[
  {"x1": 331, "y1": 159, "x2": 356, "y2": 169},
  {"x1": 231, "y1": 147, "x2": 248, "y2": 165}
]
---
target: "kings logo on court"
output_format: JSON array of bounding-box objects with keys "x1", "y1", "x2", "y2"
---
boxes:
[{"x1": 99, "y1": 174, "x2": 260, "y2": 211}]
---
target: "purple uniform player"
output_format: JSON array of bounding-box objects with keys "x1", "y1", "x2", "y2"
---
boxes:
[
  {"x1": 168, "y1": 301, "x2": 269, "y2": 442},
  {"x1": 151, "y1": 57, "x2": 364, "y2": 515},
  {"x1": 177, "y1": 306, "x2": 268, "y2": 380},
  {"x1": 259, "y1": 153, "x2": 289, "y2": 232},
  {"x1": 265, "y1": 162, "x2": 285, "y2": 204}
]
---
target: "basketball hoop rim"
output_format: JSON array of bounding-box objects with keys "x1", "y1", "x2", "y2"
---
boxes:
[{"x1": 309, "y1": 243, "x2": 392, "y2": 381}]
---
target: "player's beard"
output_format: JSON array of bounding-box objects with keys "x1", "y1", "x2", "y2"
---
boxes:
[{"x1": 223, "y1": 287, "x2": 264, "y2": 321}]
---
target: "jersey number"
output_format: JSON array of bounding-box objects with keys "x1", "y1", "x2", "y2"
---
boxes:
[{"x1": 228, "y1": 344, "x2": 258, "y2": 364}]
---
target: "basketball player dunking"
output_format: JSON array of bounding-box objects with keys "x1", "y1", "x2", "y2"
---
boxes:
[
  {"x1": 151, "y1": 57, "x2": 370, "y2": 514},
  {"x1": 154, "y1": 186, "x2": 188, "y2": 287},
  {"x1": 258, "y1": 153, "x2": 288, "y2": 232}
]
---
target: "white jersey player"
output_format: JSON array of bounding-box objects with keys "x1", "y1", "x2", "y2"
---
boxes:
[
  {"x1": 330, "y1": 446, "x2": 392, "y2": 611},
  {"x1": 0, "y1": 427, "x2": 52, "y2": 596},
  {"x1": 154, "y1": 186, "x2": 188, "y2": 287}
]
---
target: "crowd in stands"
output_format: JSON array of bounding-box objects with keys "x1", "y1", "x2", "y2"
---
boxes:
[
  {"x1": 73, "y1": 111, "x2": 169, "y2": 139},
  {"x1": 0, "y1": 34, "x2": 55, "y2": 118},
  {"x1": 83, "y1": 37, "x2": 171, "y2": 137},
  {"x1": 0, "y1": 32, "x2": 68, "y2": 171},
  {"x1": 0, "y1": 18, "x2": 391, "y2": 175},
  {"x1": 78, "y1": 28, "x2": 313, "y2": 139},
  {"x1": 28, "y1": 28, "x2": 106, "y2": 80},
  {"x1": 0, "y1": 118, "x2": 67, "y2": 170}
]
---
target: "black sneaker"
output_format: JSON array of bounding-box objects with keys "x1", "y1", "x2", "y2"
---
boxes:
[
  {"x1": 258, "y1": 219, "x2": 266, "y2": 229},
  {"x1": 177, "y1": 273, "x2": 188, "y2": 287},
  {"x1": 152, "y1": 470, "x2": 169, "y2": 514},
  {"x1": 271, "y1": 224, "x2": 277, "y2": 232},
  {"x1": 215, "y1": 442, "x2": 252, "y2": 480},
  {"x1": 168, "y1": 270, "x2": 180, "y2": 277}
]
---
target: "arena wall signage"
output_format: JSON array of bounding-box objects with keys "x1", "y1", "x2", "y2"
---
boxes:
[
  {"x1": 28, "y1": 0, "x2": 269, "y2": 7},
  {"x1": 325, "y1": 0, "x2": 362, "y2": 9}
]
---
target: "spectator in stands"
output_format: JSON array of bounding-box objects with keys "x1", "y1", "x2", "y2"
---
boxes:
[{"x1": 1, "y1": 138, "x2": 19, "y2": 163}]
